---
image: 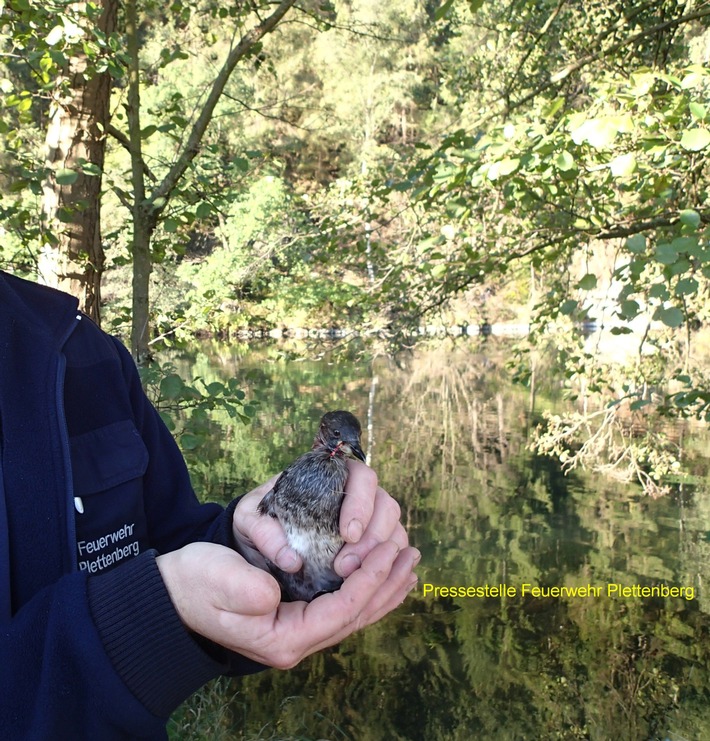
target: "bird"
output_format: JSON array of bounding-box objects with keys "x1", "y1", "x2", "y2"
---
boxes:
[{"x1": 257, "y1": 410, "x2": 366, "y2": 602}]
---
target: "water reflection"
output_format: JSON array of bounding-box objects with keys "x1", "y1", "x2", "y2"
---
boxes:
[{"x1": 168, "y1": 341, "x2": 710, "y2": 741}]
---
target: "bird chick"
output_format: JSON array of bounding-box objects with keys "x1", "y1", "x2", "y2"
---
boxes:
[{"x1": 258, "y1": 410, "x2": 366, "y2": 602}]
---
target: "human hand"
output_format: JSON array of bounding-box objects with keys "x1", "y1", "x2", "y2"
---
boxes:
[
  {"x1": 231, "y1": 460, "x2": 410, "y2": 578},
  {"x1": 156, "y1": 538, "x2": 419, "y2": 668}
]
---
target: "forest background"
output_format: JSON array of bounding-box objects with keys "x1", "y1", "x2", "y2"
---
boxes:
[{"x1": 1, "y1": 0, "x2": 709, "y2": 490}]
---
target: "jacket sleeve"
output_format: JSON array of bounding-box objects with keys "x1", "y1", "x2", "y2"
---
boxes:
[
  {"x1": 0, "y1": 549, "x2": 230, "y2": 739},
  {"x1": 83, "y1": 337, "x2": 265, "y2": 703}
]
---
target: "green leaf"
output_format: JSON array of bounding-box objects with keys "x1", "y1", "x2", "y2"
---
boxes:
[
  {"x1": 559, "y1": 299, "x2": 577, "y2": 316},
  {"x1": 609, "y1": 153, "x2": 636, "y2": 177},
  {"x1": 180, "y1": 434, "x2": 203, "y2": 450},
  {"x1": 163, "y1": 217, "x2": 179, "y2": 233},
  {"x1": 689, "y1": 102, "x2": 707, "y2": 121},
  {"x1": 576, "y1": 273, "x2": 597, "y2": 290},
  {"x1": 160, "y1": 373, "x2": 184, "y2": 400},
  {"x1": 571, "y1": 117, "x2": 618, "y2": 149},
  {"x1": 680, "y1": 128, "x2": 710, "y2": 151},
  {"x1": 619, "y1": 300, "x2": 640, "y2": 319},
  {"x1": 196, "y1": 202, "x2": 212, "y2": 219},
  {"x1": 626, "y1": 234, "x2": 646, "y2": 253},
  {"x1": 542, "y1": 98, "x2": 564, "y2": 119},
  {"x1": 555, "y1": 150, "x2": 576, "y2": 171},
  {"x1": 648, "y1": 283, "x2": 669, "y2": 300},
  {"x1": 80, "y1": 162, "x2": 101, "y2": 177},
  {"x1": 487, "y1": 158, "x2": 519, "y2": 180},
  {"x1": 668, "y1": 257, "x2": 690, "y2": 277},
  {"x1": 681, "y1": 72, "x2": 706, "y2": 89},
  {"x1": 140, "y1": 124, "x2": 157, "y2": 139},
  {"x1": 204, "y1": 382, "x2": 225, "y2": 395},
  {"x1": 679, "y1": 209, "x2": 701, "y2": 229},
  {"x1": 657, "y1": 306, "x2": 685, "y2": 328},
  {"x1": 158, "y1": 411, "x2": 175, "y2": 431},
  {"x1": 435, "y1": 0, "x2": 455, "y2": 21},
  {"x1": 654, "y1": 243, "x2": 677, "y2": 265},
  {"x1": 675, "y1": 277, "x2": 698, "y2": 296},
  {"x1": 55, "y1": 168, "x2": 79, "y2": 185}
]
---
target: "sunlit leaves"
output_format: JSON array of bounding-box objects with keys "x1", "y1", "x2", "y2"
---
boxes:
[
  {"x1": 609, "y1": 152, "x2": 636, "y2": 177},
  {"x1": 570, "y1": 115, "x2": 632, "y2": 149},
  {"x1": 689, "y1": 102, "x2": 707, "y2": 121},
  {"x1": 45, "y1": 25, "x2": 65, "y2": 46},
  {"x1": 487, "y1": 157, "x2": 520, "y2": 180},
  {"x1": 679, "y1": 128, "x2": 710, "y2": 151},
  {"x1": 554, "y1": 150, "x2": 576, "y2": 172},
  {"x1": 388, "y1": 45, "x2": 710, "y2": 433}
]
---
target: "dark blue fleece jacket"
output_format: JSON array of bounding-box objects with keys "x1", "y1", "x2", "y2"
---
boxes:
[{"x1": 0, "y1": 271, "x2": 258, "y2": 740}]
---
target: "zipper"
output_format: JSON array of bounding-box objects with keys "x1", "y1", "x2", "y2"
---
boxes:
[{"x1": 56, "y1": 313, "x2": 83, "y2": 573}]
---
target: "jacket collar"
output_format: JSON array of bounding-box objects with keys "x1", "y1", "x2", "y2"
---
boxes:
[{"x1": 0, "y1": 271, "x2": 80, "y2": 351}]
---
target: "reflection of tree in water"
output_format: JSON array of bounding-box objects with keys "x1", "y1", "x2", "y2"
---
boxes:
[
  {"x1": 173, "y1": 589, "x2": 710, "y2": 740},
  {"x1": 168, "y1": 341, "x2": 710, "y2": 740}
]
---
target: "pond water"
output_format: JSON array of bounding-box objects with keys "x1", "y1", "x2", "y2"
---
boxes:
[{"x1": 167, "y1": 340, "x2": 710, "y2": 741}]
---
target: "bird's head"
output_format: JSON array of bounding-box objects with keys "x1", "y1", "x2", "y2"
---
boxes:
[{"x1": 315, "y1": 410, "x2": 366, "y2": 462}]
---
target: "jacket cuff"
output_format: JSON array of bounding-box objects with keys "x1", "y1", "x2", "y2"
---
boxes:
[
  {"x1": 208, "y1": 496, "x2": 240, "y2": 549},
  {"x1": 87, "y1": 549, "x2": 225, "y2": 718}
]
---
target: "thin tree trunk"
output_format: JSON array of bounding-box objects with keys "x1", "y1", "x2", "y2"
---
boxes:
[
  {"x1": 125, "y1": 0, "x2": 153, "y2": 362},
  {"x1": 38, "y1": 0, "x2": 118, "y2": 324},
  {"x1": 124, "y1": 0, "x2": 299, "y2": 362}
]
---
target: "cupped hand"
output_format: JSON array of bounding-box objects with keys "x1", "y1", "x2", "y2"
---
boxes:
[
  {"x1": 231, "y1": 460, "x2": 410, "y2": 578},
  {"x1": 156, "y1": 538, "x2": 419, "y2": 668}
]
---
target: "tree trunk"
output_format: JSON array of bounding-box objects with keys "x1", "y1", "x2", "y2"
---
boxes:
[
  {"x1": 125, "y1": 0, "x2": 153, "y2": 363},
  {"x1": 38, "y1": 0, "x2": 118, "y2": 324}
]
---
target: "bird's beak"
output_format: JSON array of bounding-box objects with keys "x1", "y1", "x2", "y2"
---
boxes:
[{"x1": 349, "y1": 440, "x2": 366, "y2": 463}]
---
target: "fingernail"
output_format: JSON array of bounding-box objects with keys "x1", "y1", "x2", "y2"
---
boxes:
[
  {"x1": 407, "y1": 577, "x2": 418, "y2": 592},
  {"x1": 339, "y1": 553, "x2": 362, "y2": 577},
  {"x1": 412, "y1": 550, "x2": 422, "y2": 567},
  {"x1": 346, "y1": 518, "x2": 364, "y2": 543},
  {"x1": 275, "y1": 546, "x2": 299, "y2": 571}
]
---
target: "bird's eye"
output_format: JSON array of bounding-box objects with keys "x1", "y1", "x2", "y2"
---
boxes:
[{"x1": 333, "y1": 429, "x2": 340, "y2": 437}]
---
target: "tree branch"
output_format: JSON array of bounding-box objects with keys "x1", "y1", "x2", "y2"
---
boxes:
[
  {"x1": 149, "y1": 0, "x2": 299, "y2": 212},
  {"x1": 473, "y1": 4, "x2": 710, "y2": 129},
  {"x1": 505, "y1": 0, "x2": 568, "y2": 98},
  {"x1": 106, "y1": 122, "x2": 157, "y2": 182}
]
